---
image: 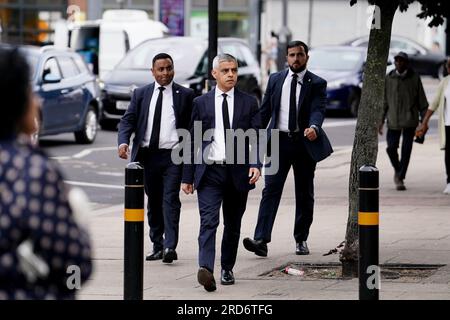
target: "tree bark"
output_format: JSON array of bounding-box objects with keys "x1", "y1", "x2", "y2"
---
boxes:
[{"x1": 340, "y1": 1, "x2": 398, "y2": 277}]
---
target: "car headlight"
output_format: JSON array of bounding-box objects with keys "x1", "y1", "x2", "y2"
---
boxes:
[{"x1": 98, "y1": 80, "x2": 105, "y2": 90}]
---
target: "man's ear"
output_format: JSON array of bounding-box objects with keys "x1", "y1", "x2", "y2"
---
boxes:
[{"x1": 211, "y1": 69, "x2": 217, "y2": 80}]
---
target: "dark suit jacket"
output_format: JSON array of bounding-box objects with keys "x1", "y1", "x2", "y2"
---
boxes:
[
  {"x1": 260, "y1": 69, "x2": 333, "y2": 162},
  {"x1": 118, "y1": 82, "x2": 195, "y2": 162},
  {"x1": 182, "y1": 88, "x2": 262, "y2": 192}
]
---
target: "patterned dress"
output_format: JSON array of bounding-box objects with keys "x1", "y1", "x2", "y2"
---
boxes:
[{"x1": 0, "y1": 136, "x2": 92, "y2": 299}]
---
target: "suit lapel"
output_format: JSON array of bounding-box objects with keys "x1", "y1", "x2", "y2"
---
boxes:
[
  {"x1": 232, "y1": 90, "x2": 243, "y2": 129},
  {"x1": 207, "y1": 89, "x2": 216, "y2": 128},
  {"x1": 172, "y1": 83, "x2": 182, "y2": 124},
  {"x1": 274, "y1": 70, "x2": 288, "y2": 113},
  {"x1": 298, "y1": 71, "x2": 311, "y2": 111},
  {"x1": 141, "y1": 83, "x2": 155, "y2": 133}
]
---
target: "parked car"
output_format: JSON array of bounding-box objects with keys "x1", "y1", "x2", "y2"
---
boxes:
[
  {"x1": 342, "y1": 35, "x2": 447, "y2": 79},
  {"x1": 99, "y1": 36, "x2": 262, "y2": 129},
  {"x1": 20, "y1": 45, "x2": 102, "y2": 143},
  {"x1": 308, "y1": 45, "x2": 394, "y2": 117}
]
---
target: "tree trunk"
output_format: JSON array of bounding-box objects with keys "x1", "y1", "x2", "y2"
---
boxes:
[{"x1": 340, "y1": 1, "x2": 398, "y2": 278}]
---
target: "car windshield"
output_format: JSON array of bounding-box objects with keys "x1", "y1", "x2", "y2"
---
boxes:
[
  {"x1": 308, "y1": 49, "x2": 364, "y2": 71},
  {"x1": 116, "y1": 38, "x2": 206, "y2": 76}
]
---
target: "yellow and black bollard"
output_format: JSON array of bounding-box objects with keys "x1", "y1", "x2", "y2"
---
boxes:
[
  {"x1": 124, "y1": 162, "x2": 145, "y2": 300},
  {"x1": 358, "y1": 165, "x2": 379, "y2": 300}
]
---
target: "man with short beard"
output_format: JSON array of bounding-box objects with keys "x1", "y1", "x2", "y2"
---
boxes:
[{"x1": 243, "y1": 40, "x2": 332, "y2": 258}]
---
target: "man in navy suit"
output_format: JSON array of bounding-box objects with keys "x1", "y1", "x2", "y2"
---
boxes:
[
  {"x1": 243, "y1": 40, "x2": 332, "y2": 257},
  {"x1": 118, "y1": 53, "x2": 194, "y2": 263},
  {"x1": 181, "y1": 54, "x2": 262, "y2": 292}
]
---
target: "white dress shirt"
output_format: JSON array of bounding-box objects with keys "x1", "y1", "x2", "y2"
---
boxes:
[
  {"x1": 141, "y1": 82, "x2": 179, "y2": 149},
  {"x1": 278, "y1": 69, "x2": 306, "y2": 132},
  {"x1": 444, "y1": 80, "x2": 450, "y2": 126},
  {"x1": 208, "y1": 87, "x2": 235, "y2": 162}
]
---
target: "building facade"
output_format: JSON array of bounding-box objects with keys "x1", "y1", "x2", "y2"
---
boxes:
[{"x1": 0, "y1": 0, "x2": 69, "y2": 45}]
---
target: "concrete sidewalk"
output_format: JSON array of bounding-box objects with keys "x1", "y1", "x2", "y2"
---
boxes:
[{"x1": 78, "y1": 135, "x2": 450, "y2": 300}]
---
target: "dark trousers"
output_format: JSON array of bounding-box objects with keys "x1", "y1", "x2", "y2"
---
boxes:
[
  {"x1": 446, "y1": 126, "x2": 450, "y2": 184},
  {"x1": 138, "y1": 148, "x2": 182, "y2": 252},
  {"x1": 386, "y1": 128, "x2": 416, "y2": 180},
  {"x1": 196, "y1": 165, "x2": 249, "y2": 272},
  {"x1": 254, "y1": 133, "x2": 316, "y2": 243}
]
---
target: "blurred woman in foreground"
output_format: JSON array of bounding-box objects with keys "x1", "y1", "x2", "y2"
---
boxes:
[{"x1": 0, "y1": 47, "x2": 93, "y2": 299}]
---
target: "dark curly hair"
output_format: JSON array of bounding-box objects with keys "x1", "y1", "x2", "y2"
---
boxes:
[{"x1": 0, "y1": 47, "x2": 31, "y2": 139}]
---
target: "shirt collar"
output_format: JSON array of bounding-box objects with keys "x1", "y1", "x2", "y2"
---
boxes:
[
  {"x1": 216, "y1": 86, "x2": 235, "y2": 98},
  {"x1": 155, "y1": 81, "x2": 173, "y2": 91},
  {"x1": 288, "y1": 69, "x2": 307, "y2": 84}
]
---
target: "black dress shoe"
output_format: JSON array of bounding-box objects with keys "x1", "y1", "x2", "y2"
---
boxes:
[
  {"x1": 146, "y1": 250, "x2": 163, "y2": 261},
  {"x1": 162, "y1": 248, "x2": 178, "y2": 263},
  {"x1": 220, "y1": 269, "x2": 235, "y2": 285},
  {"x1": 243, "y1": 238, "x2": 268, "y2": 257},
  {"x1": 296, "y1": 241, "x2": 310, "y2": 255},
  {"x1": 197, "y1": 267, "x2": 216, "y2": 292}
]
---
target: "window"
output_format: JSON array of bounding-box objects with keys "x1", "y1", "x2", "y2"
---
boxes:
[
  {"x1": 101, "y1": 0, "x2": 153, "y2": 17},
  {"x1": 57, "y1": 56, "x2": 80, "y2": 79},
  {"x1": 192, "y1": 0, "x2": 208, "y2": 7},
  {"x1": 390, "y1": 40, "x2": 409, "y2": 51},
  {"x1": 220, "y1": 43, "x2": 247, "y2": 67},
  {"x1": 0, "y1": 1, "x2": 66, "y2": 45},
  {"x1": 117, "y1": 38, "x2": 205, "y2": 76},
  {"x1": 73, "y1": 55, "x2": 89, "y2": 74},
  {"x1": 356, "y1": 40, "x2": 369, "y2": 47},
  {"x1": 42, "y1": 57, "x2": 61, "y2": 80},
  {"x1": 390, "y1": 40, "x2": 422, "y2": 55},
  {"x1": 239, "y1": 44, "x2": 257, "y2": 67},
  {"x1": 195, "y1": 52, "x2": 208, "y2": 76},
  {"x1": 223, "y1": 0, "x2": 249, "y2": 7},
  {"x1": 308, "y1": 49, "x2": 364, "y2": 71}
]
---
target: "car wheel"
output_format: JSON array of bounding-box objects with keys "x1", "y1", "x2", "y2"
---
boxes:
[
  {"x1": 349, "y1": 90, "x2": 360, "y2": 118},
  {"x1": 75, "y1": 106, "x2": 98, "y2": 144}
]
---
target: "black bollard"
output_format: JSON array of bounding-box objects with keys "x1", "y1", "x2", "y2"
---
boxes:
[
  {"x1": 358, "y1": 165, "x2": 379, "y2": 300},
  {"x1": 124, "y1": 162, "x2": 145, "y2": 300}
]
